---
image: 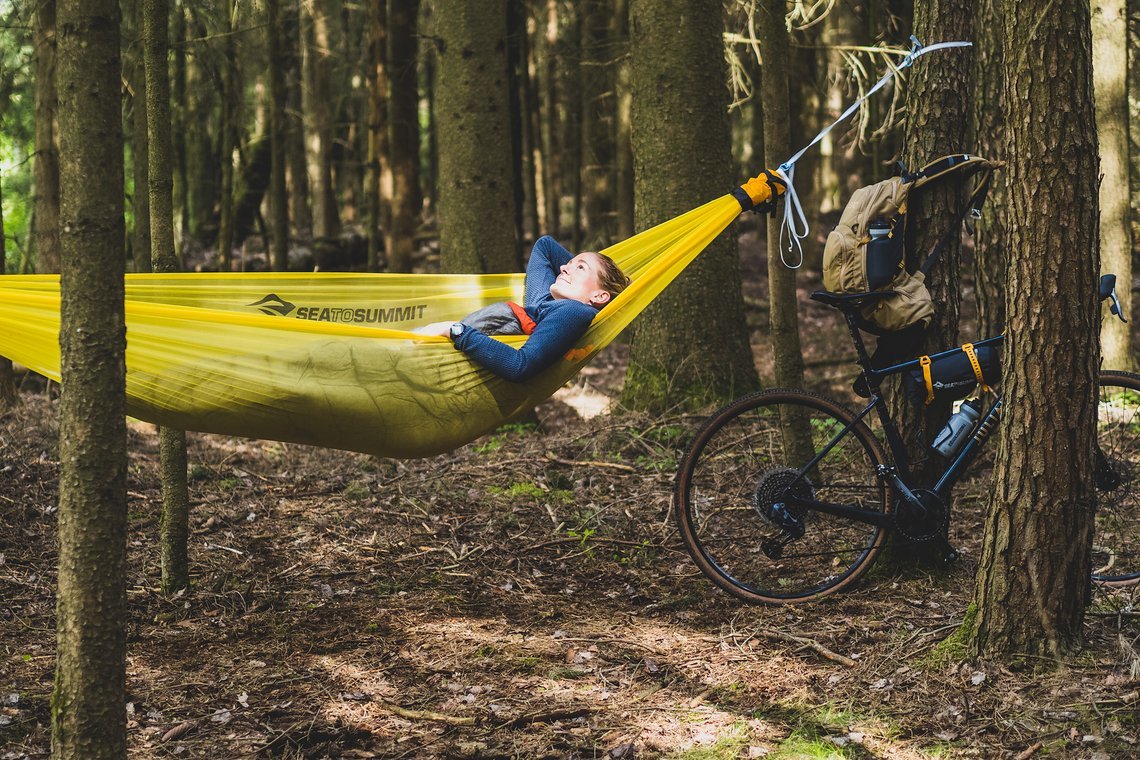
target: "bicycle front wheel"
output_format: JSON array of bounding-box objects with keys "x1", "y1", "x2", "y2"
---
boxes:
[
  {"x1": 674, "y1": 389, "x2": 892, "y2": 604},
  {"x1": 1093, "y1": 370, "x2": 1140, "y2": 585}
]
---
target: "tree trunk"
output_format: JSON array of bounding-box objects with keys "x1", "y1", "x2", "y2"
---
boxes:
[
  {"x1": 0, "y1": 173, "x2": 15, "y2": 410},
  {"x1": 386, "y1": 0, "x2": 421, "y2": 272},
  {"x1": 539, "y1": 0, "x2": 562, "y2": 236},
  {"x1": 580, "y1": 0, "x2": 615, "y2": 249},
  {"x1": 217, "y1": 0, "x2": 240, "y2": 271},
  {"x1": 127, "y1": 0, "x2": 152, "y2": 274},
  {"x1": 33, "y1": 0, "x2": 60, "y2": 274},
  {"x1": 759, "y1": 0, "x2": 805, "y2": 392},
  {"x1": 284, "y1": 2, "x2": 311, "y2": 235},
  {"x1": 968, "y1": 0, "x2": 1100, "y2": 660},
  {"x1": 561, "y1": 5, "x2": 583, "y2": 251},
  {"x1": 890, "y1": 0, "x2": 974, "y2": 491},
  {"x1": 302, "y1": 0, "x2": 341, "y2": 254},
  {"x1": 51, "y1": 2, "x2": 127, "y2": 757},
  {"x1": 508, "y1": 0, "x2": 539, "y2": 244},
  {"x1": 971, "y1": 0, "x2": 1007, "y2": 338},
  {"x1": 622, "y1": 0, "x2": 758, "y2": 411},
  {"x1": 266, "y1": 0, "x2": 290, "y2": 271},
  {"x1": 613, "y1": 0, "x2": 634, "y2": 242},
  {"x1": 144, "y1": 0, "x2": 191, "y2": 595},
  {"x1": 433, "y1": 0, "x2": 519, "y2": 273},
  {"x1": 1093, "y1": 0, "x2": 1134, "y2": 369},
  {"x1": 365, "y1": 0, "x2": 389, "y2": 271}
]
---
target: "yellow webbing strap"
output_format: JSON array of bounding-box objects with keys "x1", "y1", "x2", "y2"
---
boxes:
[
  {"x1": 920, "y1": 355, "x2": 934, "y2": 406},
  {"x1": 961, "y1": 342, "x2": 992, "y2": 394}
]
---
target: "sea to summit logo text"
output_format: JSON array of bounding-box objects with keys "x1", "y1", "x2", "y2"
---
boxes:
[{"x1": 248, "y1": 293, "x2": 428, "y2": 325}]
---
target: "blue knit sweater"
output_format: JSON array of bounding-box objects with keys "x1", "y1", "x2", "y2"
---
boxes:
[{"x1": 452, "y1": 236, "x2": 598, "y2": 382}]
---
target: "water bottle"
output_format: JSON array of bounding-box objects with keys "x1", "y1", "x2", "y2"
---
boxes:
[
  {"x1": 865, "y1": 219, "x2": 900, "y2": 290},
  {"x1": 931, "y1": 398, "x2": 983, "y2": 458}
]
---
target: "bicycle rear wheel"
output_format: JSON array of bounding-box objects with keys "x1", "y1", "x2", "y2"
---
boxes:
[
  {"x1": 1093, "y1": 370, "x2": 1140, "y2": 585},
  {"x1": 674, "y1": 389, "x2": 892, "y2": 603}
]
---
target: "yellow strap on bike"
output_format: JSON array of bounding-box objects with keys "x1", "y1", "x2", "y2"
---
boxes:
[
  {"x1": 920, "y1": 355, "x2": 934, "y2": 406},
  {"x1": 961, "y1": 342, "x2": 992, "y2": 394}
]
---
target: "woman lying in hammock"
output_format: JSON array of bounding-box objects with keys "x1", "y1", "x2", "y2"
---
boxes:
[{"x1": 415, "y1": 236, "x2": 630, "y2": 382}]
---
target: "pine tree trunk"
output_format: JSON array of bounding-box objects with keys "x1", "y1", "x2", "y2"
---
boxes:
[
  {"x1": 284, "y1": 2, "x2": 311, "y2": 235},
  {"x1": 622, "y1": 0, "x2": 758, "y2": 410},
  {"x1": 303, "y1": 0, "x2": 341, "y2": 255},
  {"x1": 266, "y1": 0, "x2": 290, "y2": 271},
  {"x1": 759, "y1": 0, "x2": 804, "y2": 391},
  {"x1": 33, "y1": 0, "x2": 60, "y2": 274},
  {"x1": 562, "y1": 5, "x2": 583, "y2": 251},
  {"x1": 365, "y1": 0, "x2": 389, "y2": 271},
  {"x1": 144, "y1": 0, "x2": 191, "y2": 596},
  {"x1": 433, "y1": 0, "x2": 519, "y2": 273},
  {"x1": 890, "y1": 0, "x2": 973, "y2": 490},
  {"x1": 968, "y1": 0, "x2": 1099, "y2": 659},
  {"x1": 613, "y1": 0, "x2": 634, "y2": 242},
  {"x1": 217, "y1": 0, "x2": 239, "y2": 271},
  {"x1": 128, "y1": 0, "x2": 152, "y2": 274},
  {"x1": 539, "y1": 0, "x2": 562, "y2": 236},
  {"x1": 386, "y1": 0, "x2": 421, "y2": 272},
  {"x1": 0, "y1": 173, "x2": 14, "y2": 410},
  {"x1": 580, "y1": 0, "x2": 614, "y2": 249},
  {"x1": 509, "y1": 0, "x2": 539, "y2": 244},
  {"x1": 1093, "y1": 0, "x2": 1134, "y2": 369},
  {"x1": 971, "y1": 0, "x2": 1007, "y2": 338},
  {"x1": 51, "y1": 2, "x2": 127, "y2": 757}
]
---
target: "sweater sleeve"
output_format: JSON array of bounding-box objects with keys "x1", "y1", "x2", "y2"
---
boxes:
[
  {"x1": 453, "y1": 301, "x2": 595, "y2": 382},
  {"x1": 524, "y1": 236, "x2": 574, "y2": 308}
]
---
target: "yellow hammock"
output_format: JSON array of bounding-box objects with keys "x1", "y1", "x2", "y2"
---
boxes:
[{"x1": 0, "y1": 179, "x2": 775, "y2": 458}]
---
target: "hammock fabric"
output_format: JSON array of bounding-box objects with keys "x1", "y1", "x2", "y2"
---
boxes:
[{"x1": 0, "y1": 179, "x2": 775, "y2": 458}]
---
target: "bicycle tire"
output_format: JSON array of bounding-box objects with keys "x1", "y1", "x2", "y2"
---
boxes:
[
  {"x1": 674, "y1": 388, "x2": 893, "y2": 604},
  {"x1": 1092, "y1": 370, "x2": 1140, "y2": 586}
]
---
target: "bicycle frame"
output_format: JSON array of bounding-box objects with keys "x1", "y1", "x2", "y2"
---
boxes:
[{"x1": 779, "y1": 308, "x2": 1006, "y2": 528}]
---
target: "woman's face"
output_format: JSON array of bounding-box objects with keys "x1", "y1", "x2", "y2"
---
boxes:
[{"x1": 549, "y1": 253, "x2": 611, "y2": 307}]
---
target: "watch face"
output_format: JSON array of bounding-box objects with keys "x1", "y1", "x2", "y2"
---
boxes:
[{"x1": 450, "y1": 323, "x2": 464, "y2": 338}]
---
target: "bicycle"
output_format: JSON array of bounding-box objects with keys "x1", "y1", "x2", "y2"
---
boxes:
[{"x1": 674, "y1": 276, "x2": 1140, "y2": 604}]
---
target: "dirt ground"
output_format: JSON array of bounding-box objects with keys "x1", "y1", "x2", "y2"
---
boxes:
[{"x1": 2, "y1": 241, "x2": 1139, "y2": 759}]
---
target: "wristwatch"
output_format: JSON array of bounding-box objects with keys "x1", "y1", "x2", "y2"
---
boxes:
[{"x1": 448, "y1": 322, "x2": 465, "y2": 340}]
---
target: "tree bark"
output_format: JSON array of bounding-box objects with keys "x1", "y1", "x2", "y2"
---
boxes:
[
  {"x1": 580, "y1": 0, "x2": 614, "y2": 249},
  {"x1": 127, "y1": 0, "x2": 152, "y2": 274},
  {"x1": 266, "y1": 0, "x2": 290, "y2": 271},
  {"x1": 622, "y1": 0, "x2": 758, "y2": 410},
  {"x1": 0, "y1": 171, "x2": 14, "y2": 410},
  {"x1": 302, "y1": 0, "x2": 341, "y2": 254},
  {"x1": 217, "y1": 0, "x2": 240, "y2": 271},
  {"x1": 365, "y1": 0, "x2": 389, "y2": 271},
  {"x1": 284, "y1": 1, "x2": 311, "y2": 235},
  {"x1": 759, "y1": 0, "x2": 805, "y2": 392},
  {"x1": 1093, "y1": 0, "x2": 1133, "y2": 369},
  {"x1": 971, "y1": 0, "x2": 1007, "y2": 338},
  {"x1": 386, "y1": 0, "x2": 421, "y2": 272},
  {"x1": 51, "y1": 1, "x2": 127, "y2": 757},
  {"x1": 538, "y1": 0, "x2": 562, "y2": 236},
  {"x1": 144, "y1": 0, "x2": 191, "y2": 595},
  {"x1": 890, "y1": 0, "x2": 974, "y2": 490},
  {"x1": 613, "y1": 0, "x2": 634, "y2": 242},
  {"x1": 968, "y1": 0, "x2": 1100, "y2": 660},
  {"x1": 433, "y1": 0, "x2": 519, "y2": 273},
  {"x1": 33, "y1": 0, "x2": 60, "y2": 274}
]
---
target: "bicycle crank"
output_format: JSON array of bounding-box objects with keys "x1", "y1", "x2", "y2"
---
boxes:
[{"x1": 895, "y1": 488, "x2": 950, "y2": 542}]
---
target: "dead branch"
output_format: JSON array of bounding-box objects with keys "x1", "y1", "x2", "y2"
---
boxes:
[
  {"x1": 758, "y1": 630, "x2": 858, "y2": 668},
  {"x1": 380, "y1": 700, "x2": 476, "y2": 726}
]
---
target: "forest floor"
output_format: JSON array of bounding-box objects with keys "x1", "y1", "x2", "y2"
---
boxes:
[{"x1": 2, "y1": 232, "x2": 1140, "y2": 759}]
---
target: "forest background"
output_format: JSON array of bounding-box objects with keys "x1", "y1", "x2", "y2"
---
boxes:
[{"x1": 1, "y1": 0, "x2": 1140, "y2": 758}]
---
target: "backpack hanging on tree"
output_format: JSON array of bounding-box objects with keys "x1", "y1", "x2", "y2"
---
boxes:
[{"x1": 822, "y1": 154, "x2": 998, "y2": 332}]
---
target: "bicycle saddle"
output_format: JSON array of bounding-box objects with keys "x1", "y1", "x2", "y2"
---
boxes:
[{"x1": 810, "y1": 289, "x2": 897, "y2": 311}]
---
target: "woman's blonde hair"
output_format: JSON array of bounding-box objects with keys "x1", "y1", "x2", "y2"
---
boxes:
[{"x1": 588, "y1": 252, "x2": 631, "y2": 304}]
